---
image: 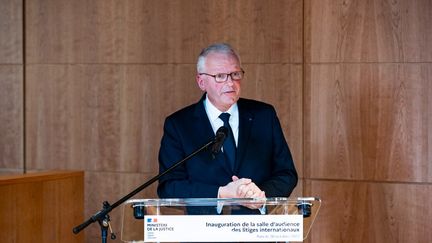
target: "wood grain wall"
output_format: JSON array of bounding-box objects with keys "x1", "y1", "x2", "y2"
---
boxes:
[
  {"x1": 24, "y1": 0, "x2": 303, "y2": 241},
  {"x1": 0, "y1": 0, "x2": 23, "y2": 174},
  {"x1": 304, "y1": 0, "x2": 432, "y2": 242},
  {"x1": 0, "y1": 0, "x2": 431, "y2": 242}
]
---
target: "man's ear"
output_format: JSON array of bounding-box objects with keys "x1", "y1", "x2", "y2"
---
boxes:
[{"x1": 196, "y1": 75, "x2": 206, "y2": 91}]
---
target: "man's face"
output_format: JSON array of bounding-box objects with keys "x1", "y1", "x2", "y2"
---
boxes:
[{"x1": 196, "y1": 52, "x2": 242, "y2": 111}]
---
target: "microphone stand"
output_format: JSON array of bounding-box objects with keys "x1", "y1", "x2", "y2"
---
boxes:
[{"x1": 72, "y1": 139, "x2": 216, "y2": 243}]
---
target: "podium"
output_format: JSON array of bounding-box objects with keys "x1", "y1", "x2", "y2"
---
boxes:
[{"x1": 121, "y1": 197, "x2": 320, "y2": 242}]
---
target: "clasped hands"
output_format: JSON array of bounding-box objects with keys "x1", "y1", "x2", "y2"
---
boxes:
[{"x1": 218, "y1": 176, "x2": 266, "y2": 210}]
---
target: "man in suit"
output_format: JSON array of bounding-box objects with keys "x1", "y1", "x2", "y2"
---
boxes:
[{"x1": 157, "y1": 43, "x2": 297, "y2": 208}]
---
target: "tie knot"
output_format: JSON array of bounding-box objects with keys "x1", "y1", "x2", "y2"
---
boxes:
[{"x1": 219, "y1": 113, "x2": 231, "y2": 123}]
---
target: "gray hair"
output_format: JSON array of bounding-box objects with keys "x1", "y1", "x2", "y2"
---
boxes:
[{"x1": 196, "y1": 43, "x2": 241, "y2": 73}]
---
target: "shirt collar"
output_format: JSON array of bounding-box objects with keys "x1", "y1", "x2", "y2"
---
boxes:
[{"x1": 204, "y1": 94, "x2": 238, "y2": 123}]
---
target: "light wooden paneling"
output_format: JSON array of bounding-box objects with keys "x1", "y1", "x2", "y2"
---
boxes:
[
  {"x1": 304, "y1": 180, "x2": 432, "y2": 243},
  {"x1": 305, "y1": 64, "x2": 432, "y2": 182},
  {"x1": 17, "y1": 1, "x2": 432, "y2": 243},
  {"x1": 25, "y1": 64, "x2": 201, "y2": 172},
  {"x1": 25, "y1": 0, "x2": 302, "y2": 64},
  {"x1": 242, "y1": 64, "x2": 303, "y2": 177},
  {"x1": 0, "y1": 65, "x2": 23, "y2": 169},
  {"x1": 304, "y1": 1, "x2": 432, "y2": 243},
  {"x1": 0, "y1": 171, "x2": 84, "y2": 243},
  {"x1": 25, "y1": 63, "x2": 303, "y2": 174},
  {"x1": 0, "y1": 0, "x2": 22, "y2": 64},
  {"x1": 305, "y1": 0, "x2": 432, "y2": 63}
]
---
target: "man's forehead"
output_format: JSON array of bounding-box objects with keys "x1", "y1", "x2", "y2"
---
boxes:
[{"x1": 205, "y1": 53, "x2": 241, "y2": 68}]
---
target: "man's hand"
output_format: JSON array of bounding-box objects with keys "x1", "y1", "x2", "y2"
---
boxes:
[
  {"x1": 218, "y1": 176, "x2": 266, "y2": 210},
  {"x1": 232, "y1": 176, "x2": 265, "y2": 198},
  {"x1": 232, "y1": 176, "x2": 266, "y2": 209},
  {"x1": 218, "y1": 177, "x2": 252, "y2": 198}
]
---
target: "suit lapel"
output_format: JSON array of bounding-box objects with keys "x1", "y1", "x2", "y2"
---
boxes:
[
  {"x1": 193, "y1": 95, "x2": 215, "y2": 143},
  {"x1": 234, "y1": 101, "x2": 254, "y2": 172}
]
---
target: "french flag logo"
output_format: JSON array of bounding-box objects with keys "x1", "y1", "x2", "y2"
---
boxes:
[{"x1": 147, "y1": 218, "x2": 158, "y2": 222}]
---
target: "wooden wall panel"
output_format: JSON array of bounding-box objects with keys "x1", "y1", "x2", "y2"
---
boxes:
[
  {"x1": 0, "y1": 0, "x2": 24, "y2": 174},
  {"x1": 242, "y1": 64, "x2": 303, "y2": 177},
  {"x1": 24, "y1": 0, "x2": 303, "y2": 240},
  {"x1": 304, "y1": 0, "x2": 432, "y2": 242},
  {"x1": 6, "y1": 0, "x2": 432, "y2": 242},
  {"x1": 304, "y1": 180, "x2": 432, "y2": 243},
  {"x1": 305, "y1": 64, "x2": 432, "y2": 182},
  {"x1": 25, "y1": 64, "x2": 304, "y2": 173},
  {"x1": 26, "y1": 64, "x2": 201, "y2": 172},
  {"x1": 26, "y1": 0, "x2": 302, "y2": 64},
  {"x1": 305, "y1": 0, "x2": 432, "y2": 63},
  {"x1": 0, "y1": 0, "x2": 22, "y2": 64},
  {"x1": 0, "y1": 65, "x2": 23, "y2": 171}
]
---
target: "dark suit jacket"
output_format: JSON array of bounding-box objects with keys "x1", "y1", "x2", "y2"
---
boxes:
[{"x1": 157, "y1": 95, "x2": 298, "y2": 200}]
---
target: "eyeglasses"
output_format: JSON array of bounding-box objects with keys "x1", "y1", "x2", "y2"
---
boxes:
[{"x1": 199, "y1": 70, "x2": 245, "y2": 83}]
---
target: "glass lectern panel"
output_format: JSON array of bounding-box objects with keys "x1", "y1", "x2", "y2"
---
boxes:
[{"x1": 121, "y1": 197, "x2": 320, "y2": 242}]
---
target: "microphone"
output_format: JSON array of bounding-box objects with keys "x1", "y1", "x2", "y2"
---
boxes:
[{"x1": 212, "y1": 126, "x2": 228, "y2": 155}]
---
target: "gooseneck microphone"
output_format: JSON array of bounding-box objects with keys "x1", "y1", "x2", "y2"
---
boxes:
[{"x1": 211, "y1": 126, "x2": 228, "y2": 155}]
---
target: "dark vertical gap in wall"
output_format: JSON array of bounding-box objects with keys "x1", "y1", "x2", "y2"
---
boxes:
[{"x1": 22, "y1": 0, "x2": 27, "y2": 173}]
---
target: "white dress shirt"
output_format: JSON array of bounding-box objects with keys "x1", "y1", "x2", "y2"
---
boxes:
[{"x1": 203, "y1": 94, "x2": 239, "y2": 146}]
